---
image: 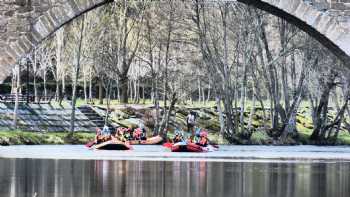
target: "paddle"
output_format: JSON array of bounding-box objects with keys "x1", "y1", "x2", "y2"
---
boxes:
[
  {"x1": 85, "y1": 141, "x2": 95, "y2": 148},
  {"x1": 208, "y1": 139, "x2": 219, "y2": 149}
]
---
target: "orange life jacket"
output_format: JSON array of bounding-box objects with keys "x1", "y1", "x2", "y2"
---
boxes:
[{"x1": 199, "y1": 137, "x2": 208, "y2": 146}]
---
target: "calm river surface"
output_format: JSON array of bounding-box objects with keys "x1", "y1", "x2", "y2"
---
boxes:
[{"x1": 0, "y1": 145, "x2": 350, "y2": 197}]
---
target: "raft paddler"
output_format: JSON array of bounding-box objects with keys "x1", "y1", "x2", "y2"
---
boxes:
[
  {"x1": 116, "y1": 127, "x2": 127, "y2": 142},
  {"x1": 196, "y1": 131, "x2": 209, "y2": 147},
  {"x1": 94, "y1": 128, "x2": 104, "y2": 144},
  {"x1": 133, "y1": 128, "x2": 143, "y2": 141},
  {"x1": 102, "y1": 125, "x2": 111, "y2": 136},
  {"x1": 173, "y1": 130, "x2": 184, "y2": 143}
]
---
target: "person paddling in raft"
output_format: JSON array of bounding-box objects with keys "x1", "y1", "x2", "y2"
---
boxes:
[
  {"x1": 133, "y1": 128, "x2": 143, "y2": 141},
  {"x1": 94, "y1": 128, "x2": 104, "y2": 144},
  {"x1": 116, "y1": 127, "x2": 127, "y2": 142},
  {"x1": 173, "y1": 130, "x2": 185, "y2": 143},
  {"x1": 196, "y1": 131, "x2": 209, "y2": 147}
]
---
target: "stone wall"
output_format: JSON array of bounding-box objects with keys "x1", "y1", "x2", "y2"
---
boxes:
[
  {"x1": 310, "y1": 0, "x2": 350, "y2": 23},
  {"x1": 0, "y1": 0, "x2": 113, "y2": 83}
]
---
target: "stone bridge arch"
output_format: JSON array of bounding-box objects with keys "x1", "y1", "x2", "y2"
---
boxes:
[{"x1": 0, "y1": 0, "x2": 349, "y2": 82}]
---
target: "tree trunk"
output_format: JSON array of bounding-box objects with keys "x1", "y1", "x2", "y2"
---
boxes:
[
  {"x1": 13, "y1": 64, "x2": 20, "y2": 128},
  {"x1": 62, "y1": 73, "x2": 65, "y2": 99},
  {"x1": 43, "y1": 71, "x2": 47, "y2": 98},
  {"x1": 240, "y1": 61, "x2": 247, "y2": 133},
  {"x1": 248, "y1": 85, "x2": 256, "y2": 131},
  {"x1": 154, "y1": 75, "x2": 160, "y2": 136},
  {"x1": 310, "y1": 70, "x2": 336, "y2": 140},
  {"x1": 98, "y1": 80, "x2": 103, "y2": 105},
  {"x1": 70, "y1": 16, "x2": 85, "y2": 133},
  {"x1": 258, "y1": 17, "x2": 280, "y2": 130},
  {"x1": 216, "y1": 95, "x2": 225, "y2": 136},
  {"x1": 83, "y1": 67, "x2": 87, "y2": 104},
  {"x1": 151, "y1": 79, "x2": 155, "y2": 104},
  {"x1": 142, "y1": 81, "x2": 145, "y2": 104},
  {"x1": 207, "y1": 80, "x2": 211, "y2": 102},
  {"x1": 129, "y1": 80, "x2": 132, "y2": 102},
  {"x1": 55, "y1": 81, "x2": 60, "y2": 101},
  {"x1": 116, "y1": 79, "x2": 120, "y2": 102},
  {"x1": 198, "y1": 77, "x2": 201, "y2": 103},
  {"x1": 158, "y1": 92, "x2": 177, "y2": 137},
  {"x1": 104, "y1": 82, "x2": 112, "y2": 125},
  {"x1": 120, "y1": 75, "x2": 129, "y2": 104},
  {"x1": 89, "y1": 68, "x2": 92, "y2": 102},
  {"x1": 222, "y1": 3, "x2": 235, "y2": 135}
]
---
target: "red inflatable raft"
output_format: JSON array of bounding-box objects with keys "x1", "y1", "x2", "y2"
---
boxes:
[{"x1": 171, "y1": 143, "x2": 205, "y2": 152}]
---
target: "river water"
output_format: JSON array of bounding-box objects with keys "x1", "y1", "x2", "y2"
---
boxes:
[{"x1": 0, "y1": 145, "x2": 350, "y2": 197}]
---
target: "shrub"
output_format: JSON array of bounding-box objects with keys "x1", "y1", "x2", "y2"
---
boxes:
[{"x1": 250, "y1": 130, "x2": 272, "y2": 145}]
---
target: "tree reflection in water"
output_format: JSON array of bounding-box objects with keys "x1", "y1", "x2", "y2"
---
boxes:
[{"x1": 0, "y1": 159, "x2": 349, "y2": 197}]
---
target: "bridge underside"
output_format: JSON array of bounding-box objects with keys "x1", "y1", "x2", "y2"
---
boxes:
[
  {"x1": 239, "y1": 0, "x2": 350, "y2": 65},
  {"x1": 0, "y1": 0, "x2": 349, "y2": 83}
]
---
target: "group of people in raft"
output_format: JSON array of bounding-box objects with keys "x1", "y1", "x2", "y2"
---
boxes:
[
  {"x1": 92, "y1": 110, "x2": 210, "y2": 147},
  {"x1": 94, "y1": 125, "x2": 147, "y2": 145}
]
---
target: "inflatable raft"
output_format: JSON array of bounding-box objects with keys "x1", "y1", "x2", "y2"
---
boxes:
[
  {"x1": 170, "y1": 142, "x2": 206, "y2": 152},
  {"x1": 129, "y1": 135, "x2": 163, "y2": 145},
  {"x1": 94, "y1": 141, "x2": 132, "y2": 150}
]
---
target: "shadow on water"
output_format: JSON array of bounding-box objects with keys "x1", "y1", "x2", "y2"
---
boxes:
[{"x1": 0, "y1": 158, "x2": 349, "y2": 197}]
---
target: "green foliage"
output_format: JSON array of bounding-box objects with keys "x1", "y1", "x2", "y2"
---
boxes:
[
  {"x1": 250, "y1": 131, "x2": 272, "y2": 145},
  {"x1": 336, "y1": 131, "x2": 350, "y2": 145}
]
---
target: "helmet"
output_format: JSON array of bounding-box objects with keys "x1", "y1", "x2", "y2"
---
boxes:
[
  {"x1": 175, "y1": 130, "x2": 182, "y2": 136},
  {"x1": 200, "y1": 131, "x2": 208, "y2": 137}
]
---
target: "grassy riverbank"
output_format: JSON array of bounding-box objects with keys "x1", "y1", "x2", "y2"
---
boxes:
[
  {"x1": 1, "y1": 99, "x2": 349, "y2": 146},
  {"x1": 0, "y1": 131, "x2": 94, "y2": 146}
]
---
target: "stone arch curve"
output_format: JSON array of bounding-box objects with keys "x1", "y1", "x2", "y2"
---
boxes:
[{"x1": 0, "y1": 0, "x2": 349, "y2": 82}]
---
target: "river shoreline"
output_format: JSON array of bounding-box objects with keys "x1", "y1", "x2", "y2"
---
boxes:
[
  {"x1": 1, "y1": 130, "x2": 350, "y2": 146},
  {"x1": 1, "y1": 145, "x2": 350, "y2": 162},
  {"x1": 0, "y1": 131, "x2": 94, "y2": 146}
]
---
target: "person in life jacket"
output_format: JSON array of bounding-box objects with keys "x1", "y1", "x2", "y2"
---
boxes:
[
  {"x1": 110, "y1": 129, "x2": 118, "y2": 142},
  {"x1": 124, "y1": 128, "x2": 132, "y2": 141},
  {"x1": 191, "y1": 127, "x2": 201, "y2": 143},
  {"x1": 186, "y1": 111, "x2": 197, "y2": 136},
  {"x1": 94, "y1": 128, "x2": 104, "y2": 144},
  {"x1": 102, "y1": 125, "x2": 111, "y2": 136},
  {"x1": 187, "y1": 128, "x2": 199, "y2": 143},
  {"x1": 173, "y1": 130, "x2": 184, "y2": 143},
  {"x1": 116, "y1": 127, "x2": 127, "y2": 142},
  {"x1": 100, "y1": 125, "x2": 112, "y2": 142},
  {"x1": 133, "y1": 128, "x2": 143, "y2": 141},
  {"x1": 138, "y1": 123, "x2": 147, "y2": 140},
  {"x1": 196, "y1": 131, "x2": 209, "y2": 147}
]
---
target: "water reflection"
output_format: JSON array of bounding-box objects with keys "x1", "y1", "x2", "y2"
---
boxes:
[{"x1": 0, "y1": 158, "x2": 349, "y2": 197}]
